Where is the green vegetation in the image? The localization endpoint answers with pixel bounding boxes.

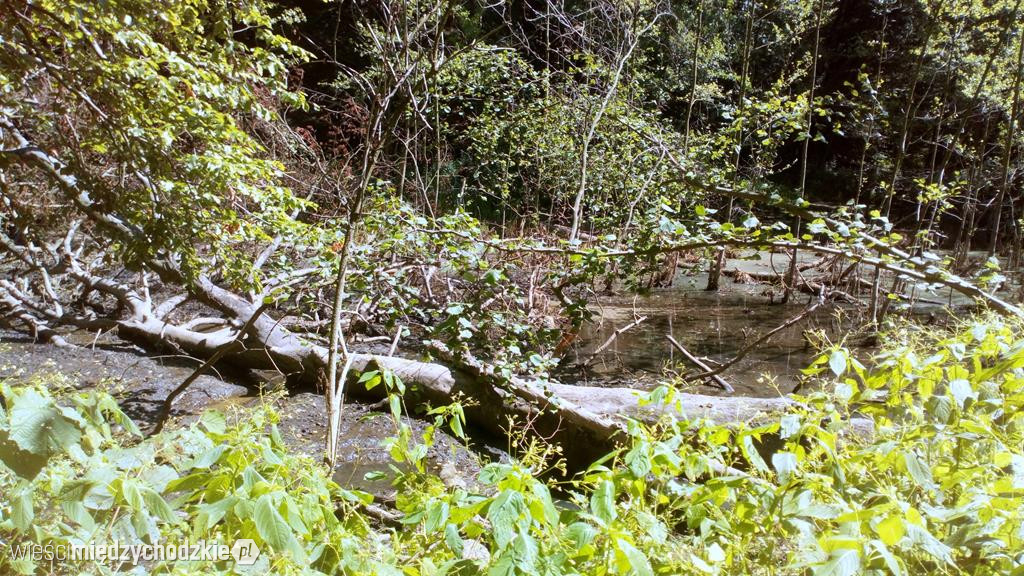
[3,317,1022,574]
[2,0,1024,574]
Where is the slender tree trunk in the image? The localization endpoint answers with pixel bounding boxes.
[855,11,888,206]
[568,16,654,242]
[957,115,993,265]
[883,0,945,217]
[990,24,1024,256]
[783,0,825,304]
[325,127,381,465]
[707,7,752,291]
[683,3,704,151]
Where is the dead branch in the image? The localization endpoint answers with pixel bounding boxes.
[581,315,647,366]
[693,296,826,380]
[150,303,269,435]
[665,335,735,393]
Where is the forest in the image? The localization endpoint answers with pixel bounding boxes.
[0,0,1023,574]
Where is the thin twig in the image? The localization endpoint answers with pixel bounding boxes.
[150,303,269,436]
[694,293,826,380]
[388,324,403,357]
[666,335,735,393]
[582,315,647,366]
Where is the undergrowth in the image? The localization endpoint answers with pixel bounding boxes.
[1,314,1022,575]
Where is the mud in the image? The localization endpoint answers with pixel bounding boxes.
[0,335,482,500]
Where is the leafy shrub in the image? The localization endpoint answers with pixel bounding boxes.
[2,314,1022,575]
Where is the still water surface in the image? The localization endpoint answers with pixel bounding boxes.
[557,281,860,397]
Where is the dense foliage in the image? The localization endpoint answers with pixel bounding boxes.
[3,315,1022,574]
[0,0,311,278]
[2,0,1024,574]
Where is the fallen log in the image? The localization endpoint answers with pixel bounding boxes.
[348,345,867,471]
[0,213,861,472]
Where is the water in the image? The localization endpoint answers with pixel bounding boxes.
[557,279,860,397]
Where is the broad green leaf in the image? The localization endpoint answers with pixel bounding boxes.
[617,540,653,576]
[11,482,34,532]
[779,414,801,439]
[948,379,974,408]
[868,540,903,576]
[740,433,769,473]
[142,488,178,524]
[876,514,905,546]
[590,479,617,525]
[772,451,798,483]
[0,431,50,479]
[565,521,598,553]
[903,452,935,489]
[7,389,81,457]
[255,494,305,561]
[814,548,859,576]
[829,350,847,377]
[487,490,524,549]
[200,410,226,434]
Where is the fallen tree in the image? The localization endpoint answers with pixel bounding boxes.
[0,119,968,473]
[0,118,817,470]
[0,220,809,468]
[0,211,828,471]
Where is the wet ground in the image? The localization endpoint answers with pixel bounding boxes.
[0,336,481,500]
[558,284,848,396]
[557,250,968,396]
[271,393,482,500]
[0,332,254,420]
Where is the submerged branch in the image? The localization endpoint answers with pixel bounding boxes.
[666,335,735,393]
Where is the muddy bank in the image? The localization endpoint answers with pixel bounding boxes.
[273,392,482,500]
[0,334,252,422]
[0,337,482,499]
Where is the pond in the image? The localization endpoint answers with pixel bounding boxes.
[556,276,866,397]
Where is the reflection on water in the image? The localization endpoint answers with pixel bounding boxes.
[557,284,859,397]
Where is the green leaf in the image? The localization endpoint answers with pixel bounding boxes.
[590,479,617,525]
[565,521,598,553]
[740,433,769,473]
[625,441,651,478]
[948,379,974,408]
[195,496,238,532]
[529,482,560,527]
[617,540,653,576]
[876,514,905,546]
[814,548,859,576]
[868,540,903,576]
[10,482,34,532]
[191,445,226,469]
[0,430,50,479]
[200,410,226,434]
[772,451,798,483]
[425,501,450,534]
[445,523,464,557]
[120,478,145,510]
[487,490,524,549]
[905,524,953,565]
[925,395,952,425]
[829,350,847,377]
[255,494,305,561]
[7,388,81,456]
[903,452,934,489]
[142,488,178,523]
[779,414,801,439]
